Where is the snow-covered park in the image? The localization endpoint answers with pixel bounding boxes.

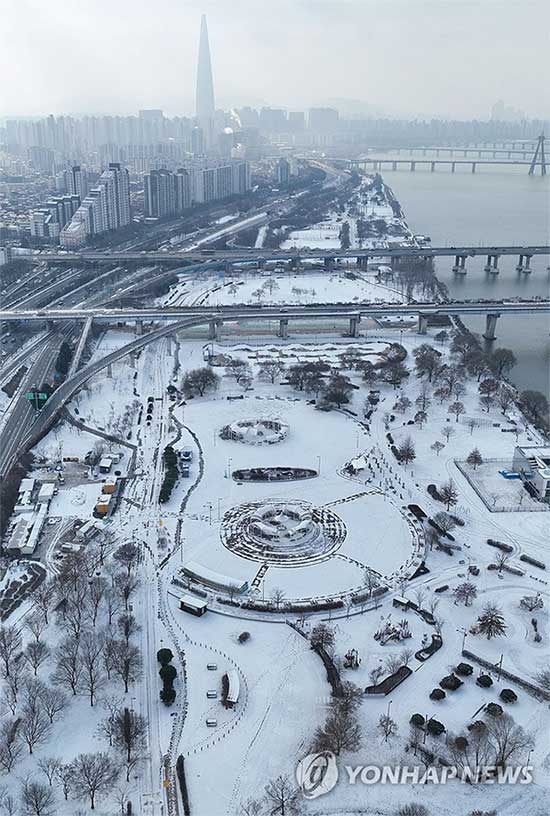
[0,308,547,816]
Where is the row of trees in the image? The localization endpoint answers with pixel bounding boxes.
[0,543,146,812]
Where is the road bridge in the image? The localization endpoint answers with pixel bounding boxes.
[351,157,532,173]
[367,146,537,160]
[32,245,550,273]
[2,299,549,342]
[8,298,549,475]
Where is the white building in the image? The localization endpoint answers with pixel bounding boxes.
[513,445,550,503]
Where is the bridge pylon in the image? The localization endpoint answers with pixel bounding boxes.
[528,133,547,176]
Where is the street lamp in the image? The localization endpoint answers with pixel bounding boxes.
[457,627,468,652]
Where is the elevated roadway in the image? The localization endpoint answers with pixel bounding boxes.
[7,297,550,475]
[1,299,548,324]
[33,245,550,266]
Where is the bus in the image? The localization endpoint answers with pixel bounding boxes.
[179,593,208,616]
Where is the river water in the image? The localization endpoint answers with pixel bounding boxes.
[380,164,549,395]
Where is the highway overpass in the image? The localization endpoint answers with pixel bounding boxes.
[1,299,549,345]
[1,299,549,324]
[7,298,548,475]
[32,244,550,268]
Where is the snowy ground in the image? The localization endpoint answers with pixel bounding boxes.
[2,287,548,813]
[159,268,405,309]
[281,175,413,252]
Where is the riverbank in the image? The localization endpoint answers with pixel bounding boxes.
[379,169,550,395]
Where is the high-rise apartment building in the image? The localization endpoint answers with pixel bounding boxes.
[308,107,339,131]
[28,146,55,174]
[191,126,205,156]
[29,194,80,239]
[288,112,306,132]
[144,169,177,219]
[260,108,287,132]
[64,165,89,200]
[276,158,291,185]
[60,162,130,247]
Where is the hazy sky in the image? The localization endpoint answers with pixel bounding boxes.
[1,0,548,119]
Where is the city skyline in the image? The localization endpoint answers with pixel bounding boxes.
[1,0,548,120]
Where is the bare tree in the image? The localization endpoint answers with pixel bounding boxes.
[441,426,455,443]
[240,798,264,816]
[270,587,286,610]
[113,642,143,693]
[104,586,122,626]
[117,613,141,647]
[264,775,302,816]
[413,588,427,609]
[432,512,455,534]
[38,685,68,725]
[258,360,285,384]
[313,709,361,755]
[24,642,50,677]
[1,684,18,717]
[486,714,534,768]
[101,628,118,680]
[399,648,414,667]
[535,665,550,693]
[369,666,384,687]
[80,631,106,707]
[114,573,140,612]
[52,635,82,696]
[87,577,107,627]
[24,613,46,644]
[113,542,139,577]
[363,569,378,599]
[0,787,17,816]
[494,553,510,574]
[112,707,147,782]
[55,765,72,802]
[310,623,335,652]
[69,752,119,810]
[58,582,88,641]
[431,440,445,457]
[31,581,56,625]
[19,780,55,816]
[378,713,398,742]
[0,718,22,773]
[2,657,27,710]
[398,436,416,465]
[20,699,51,754]
[0,626,21,678]
[466,417,479,436]
[37,757,62,787]
[385,654,405,675]
[336,681,364,716]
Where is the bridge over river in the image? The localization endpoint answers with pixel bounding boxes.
[34,244,550,275]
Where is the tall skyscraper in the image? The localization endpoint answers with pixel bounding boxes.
[195,15,215,120]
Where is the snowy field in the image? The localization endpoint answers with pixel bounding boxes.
[160,268,404,308]
[1,311,547,814]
